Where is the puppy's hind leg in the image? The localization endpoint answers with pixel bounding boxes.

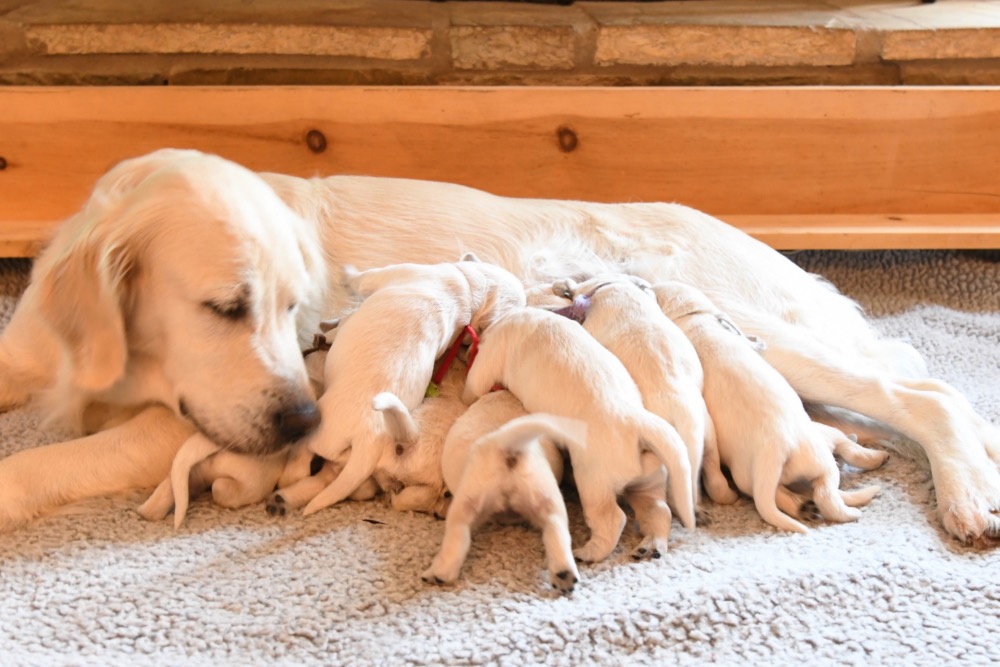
[422,491,482,585]
[624,453,672,560]
[751,453,809,533]
[811,472,863,524]
[572,483,627,563]
[827,429,890,471]
[840,485,881,508]
[267,461,338,516]
[701,415,739,505]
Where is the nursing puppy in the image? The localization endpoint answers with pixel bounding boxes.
[553,274,737,509]
[425,390,585,591]
[463,307,695,563]
[370,359,469,516]
[289,257,526,516]
[654,281,887,533]
[138,433,288,528]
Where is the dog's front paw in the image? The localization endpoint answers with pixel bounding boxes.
[265,492,288,517]
[550,567,579,594]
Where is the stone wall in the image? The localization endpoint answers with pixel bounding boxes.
[0,0,998,86]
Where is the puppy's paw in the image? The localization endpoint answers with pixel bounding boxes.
[420,567,455,586]
[550,568,579,594]
[551,279,575,299]
[631,536,667,561]
[265,492,288,517]
[798,500,822,522]
[573,540,613,564]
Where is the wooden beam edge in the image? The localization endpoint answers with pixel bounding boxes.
[3,214,999,258]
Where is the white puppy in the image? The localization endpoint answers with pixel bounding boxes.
[463,308,695,563]
[137,433,288,528]
[552,274,738,510]
[424,390,585,592]
[288,257,526,516]
[654,281,887,532]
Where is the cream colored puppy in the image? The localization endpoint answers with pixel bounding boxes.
[463,307,695,563]
[370,359,469,516]
[287,257,526,516]
[138,433,288,528]
[552,274,738,512]
[654,281,887,533]
[424,390,585,592]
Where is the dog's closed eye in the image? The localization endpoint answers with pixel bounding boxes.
[203,298,249,321]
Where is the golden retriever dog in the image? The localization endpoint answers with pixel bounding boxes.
[0,148,997,544]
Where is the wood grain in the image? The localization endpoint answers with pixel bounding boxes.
[1,86,998,255]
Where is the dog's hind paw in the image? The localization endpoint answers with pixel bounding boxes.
[265,493,287,517]
[631,536,667,561]
[550,568,579,594]
[798,500,822,522]
[420,568,454,586]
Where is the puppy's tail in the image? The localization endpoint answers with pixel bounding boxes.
[636,414,696,529]
[373,392,420,445]
[171,433,222,529]
[302,433,383,516]
[751,450,808,533]
[489,413,587,461]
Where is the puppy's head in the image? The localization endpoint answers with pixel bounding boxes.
[35,149,326,455]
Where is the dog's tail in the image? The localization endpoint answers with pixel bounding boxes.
[750,450,808,533]
[636,413,696,529]
[373,392,420,445]
[488,413,587,462]
[170,433,222,529]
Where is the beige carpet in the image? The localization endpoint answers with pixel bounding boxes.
[0,250,998,666]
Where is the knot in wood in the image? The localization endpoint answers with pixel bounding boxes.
[556,126,578,153]
[306,129,327,154]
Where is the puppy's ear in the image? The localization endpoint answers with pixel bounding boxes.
[36,236,133,393]
[460,252,481,263]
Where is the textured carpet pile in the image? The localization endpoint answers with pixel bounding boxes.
[0,251,998,666]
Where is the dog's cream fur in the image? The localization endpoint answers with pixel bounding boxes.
[290,259,525,517]
[552,273,737,510]
[425,390,584,591]
[463,307,695,562]
[655,281,887,532]
[0,148,996,544]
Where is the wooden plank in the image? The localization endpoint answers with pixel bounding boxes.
[0,86,998,255]
[728,214,1000,250]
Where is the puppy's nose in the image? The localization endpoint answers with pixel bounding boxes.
[275,401,321,443]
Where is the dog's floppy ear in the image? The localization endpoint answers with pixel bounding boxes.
[35,232,133,393]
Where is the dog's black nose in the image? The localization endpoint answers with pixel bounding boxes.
[275,401,321,443]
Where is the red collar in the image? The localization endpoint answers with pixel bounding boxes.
[432,324,479,386]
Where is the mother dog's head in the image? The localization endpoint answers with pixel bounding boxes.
[33,149,327,454]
